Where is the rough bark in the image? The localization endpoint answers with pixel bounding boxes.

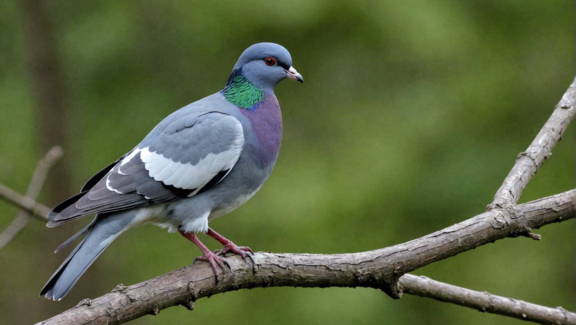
[488,80,576,209]
[35,189,576,325]
[35,81,576,324]
[400,274,576,324]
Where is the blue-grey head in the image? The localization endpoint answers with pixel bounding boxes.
[235,43,303,86]
[222,43,303,109]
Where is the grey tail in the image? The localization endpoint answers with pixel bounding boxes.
[40,213,132,300]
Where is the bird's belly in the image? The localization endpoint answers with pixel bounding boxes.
[208,184,263,221]
[126,204,181,233]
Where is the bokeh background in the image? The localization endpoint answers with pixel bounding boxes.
[0,1,574,324]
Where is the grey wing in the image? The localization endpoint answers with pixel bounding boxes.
[47,112,245,227]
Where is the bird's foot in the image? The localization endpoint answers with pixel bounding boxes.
[206,228,255,265]
[214,243,253,259]
[193,251,231,284]
[180,230,232,284]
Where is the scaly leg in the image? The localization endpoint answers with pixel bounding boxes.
[207,228,254,259]
[179,230,230,284]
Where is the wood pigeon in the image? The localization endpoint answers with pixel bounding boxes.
[40,42,303,301]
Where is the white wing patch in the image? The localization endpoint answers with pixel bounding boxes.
[105,148,143,192]
[120,149,142,166]
[140,119,244,193]
[117,148,142,175]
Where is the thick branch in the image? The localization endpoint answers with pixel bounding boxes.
[0,147,62,250]
[36,189,576,325]
[0,183,51,219]
[489,81,576,208]
[400,274,576,324]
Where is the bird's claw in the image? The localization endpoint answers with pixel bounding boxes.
[214,244,254,259]
[193,251,232,284]
[214,244,255,269]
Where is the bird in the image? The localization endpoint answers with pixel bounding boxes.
[40,42,303,301]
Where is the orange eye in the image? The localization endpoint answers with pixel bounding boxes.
[265,57,276,66]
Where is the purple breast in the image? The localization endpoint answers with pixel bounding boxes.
[239,95,282,168]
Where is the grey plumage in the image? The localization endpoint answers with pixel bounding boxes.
[46,110,243,228]
[43,211,138,300]
[40,43,302,300]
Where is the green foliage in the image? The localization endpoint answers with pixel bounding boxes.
[0,1,574,324]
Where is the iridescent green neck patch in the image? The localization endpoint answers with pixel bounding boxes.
[222,70,265,109]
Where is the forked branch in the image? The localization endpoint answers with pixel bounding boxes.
[0,146,62,251]
[36,188,576,325]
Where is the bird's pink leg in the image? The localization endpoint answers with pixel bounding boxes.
[207,228,254,259]
[179,231,230,283]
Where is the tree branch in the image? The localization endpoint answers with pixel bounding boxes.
[36,81,576,324]
[0,146,62,251]
[400,274,576,324]
[0,183,51,220]
[36,189,576,325]
[489,79,576,208]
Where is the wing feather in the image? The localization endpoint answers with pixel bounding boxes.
[48,112,244,227]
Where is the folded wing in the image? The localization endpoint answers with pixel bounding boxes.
[48,112,244,227]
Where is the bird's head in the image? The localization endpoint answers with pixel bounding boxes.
[232,42,303,92]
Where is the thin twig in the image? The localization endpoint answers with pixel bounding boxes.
[0,183,51,220]
[0,146,63,251]
[400,274,576,324]
[489,81,576,208]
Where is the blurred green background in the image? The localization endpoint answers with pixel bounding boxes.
[0,1,574,324]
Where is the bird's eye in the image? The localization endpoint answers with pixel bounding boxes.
[265,57,276,66]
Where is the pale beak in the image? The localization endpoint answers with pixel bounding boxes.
[286,66,304,83]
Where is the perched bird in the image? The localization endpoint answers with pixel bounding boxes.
[40,42,303,301]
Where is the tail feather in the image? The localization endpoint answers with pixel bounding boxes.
[40,236,91,300]
[40,212,134,300]
[54,219,97,254]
